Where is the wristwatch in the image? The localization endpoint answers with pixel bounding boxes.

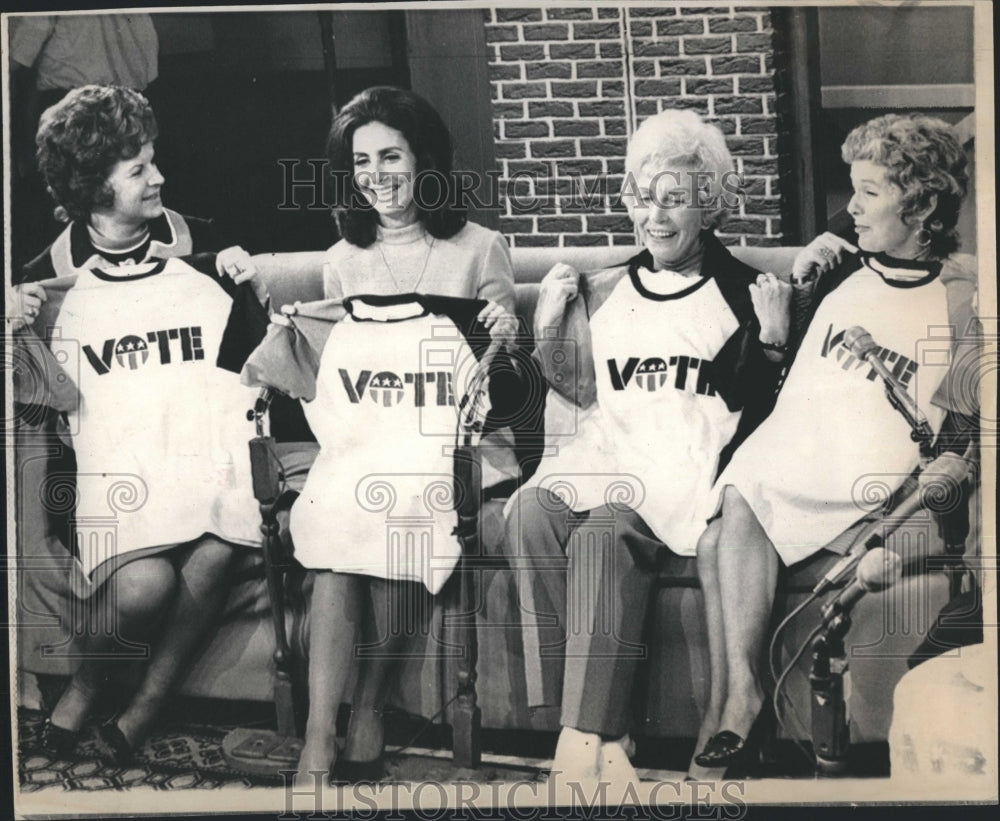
[760,339,789,354]
[791,268,818,287]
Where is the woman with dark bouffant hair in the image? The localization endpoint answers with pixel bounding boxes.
[14,84,261,315]
[328,85,468,249]
[294,86,518,784]
[691,113,979,778]
[322,85,514,311]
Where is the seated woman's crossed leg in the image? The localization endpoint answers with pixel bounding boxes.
[46,538,238,759]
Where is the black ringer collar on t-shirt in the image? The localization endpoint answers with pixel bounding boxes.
[626,248,713,302]
[861,251,942,289]
[89,258,168,282]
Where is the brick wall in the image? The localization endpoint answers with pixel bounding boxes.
[484,5,785,248]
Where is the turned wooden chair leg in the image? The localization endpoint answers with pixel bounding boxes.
[449,445,483,768]
[223,427,305,774]
[260,499,297,739]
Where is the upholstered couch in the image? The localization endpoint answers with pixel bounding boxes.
[16,241,972,748]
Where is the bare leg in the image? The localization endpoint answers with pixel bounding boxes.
[341,578,430,763]
[295,571,364,780]
[114,537,238,746]
[49,556,178,732]
[687,518,729,779]
[714,486,779,738]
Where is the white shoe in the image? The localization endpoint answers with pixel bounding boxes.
[599,734,640,789]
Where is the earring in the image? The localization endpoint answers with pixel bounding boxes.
[915,227,932,247]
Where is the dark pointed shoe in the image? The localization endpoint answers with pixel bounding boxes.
[694,730,747,768]
[40,718,80,759]
[96,719,136,765]
[695,700,775,776]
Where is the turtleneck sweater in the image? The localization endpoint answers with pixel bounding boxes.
[322,220,515,312]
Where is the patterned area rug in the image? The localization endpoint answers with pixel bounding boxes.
[18,708,276,790]
[17,708,545,792]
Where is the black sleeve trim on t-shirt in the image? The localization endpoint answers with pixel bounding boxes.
[422,294,493,359]
[182,252,228,285]
[18,246,58,284]
[217,284,270,373]
[701,238,786,469]
[416,294,547,483]
[483,345,547,483]
[184,215,229,254]
[181,252,270,373]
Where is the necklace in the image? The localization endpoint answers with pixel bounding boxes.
[378,236,435,293]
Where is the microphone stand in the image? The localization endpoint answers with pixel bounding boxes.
[879,378,937,465]
[807,368,937,776]
[810,608,853,775]
[811,330,932,776]
[873,352,972,596]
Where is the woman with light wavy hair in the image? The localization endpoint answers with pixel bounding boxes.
[692,113,979,777]
[504,108,791,789]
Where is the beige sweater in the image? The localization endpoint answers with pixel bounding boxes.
[322,220,515,312]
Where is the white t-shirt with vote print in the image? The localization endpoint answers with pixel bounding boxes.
[243,294,492,593]
[34,257,263,577]
[527,267,742,556]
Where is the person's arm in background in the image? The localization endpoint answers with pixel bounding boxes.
[923,262,981,486]
[321,256,345,301]
[9,17,54,178]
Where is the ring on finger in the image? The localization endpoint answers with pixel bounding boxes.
[818,247,834,259]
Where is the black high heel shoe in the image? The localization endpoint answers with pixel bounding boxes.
[694,698,775,775]
[96,718,136,765]
[39,718,81,759]
[330,754,387,784]
[331,707,387,784]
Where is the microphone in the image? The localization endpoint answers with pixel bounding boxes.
[841,326,933,436]
[812,542,867,597]
[842,326,898,385]
[821,547,903,624]
[811,472,923,595]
